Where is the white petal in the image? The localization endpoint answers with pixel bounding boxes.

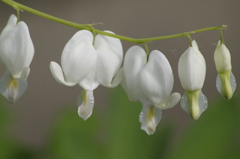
[0,21,34,78]
[214,40,231,72]
[17,67,30,80]
[121,77,136,102]
[49,61,76,86]
[178,44,206,91]
[123,46,148,103]
[95,31,123,87]
[61,30,97,84]
[139,106,162,135]
[0,72,27,103]
[0,14,17,41]
[192,40,199,50]
[156,92,181,110]
[78,89,94,120]
[79,65,99,90]
[110,67,124,88]
[140,50,174,106]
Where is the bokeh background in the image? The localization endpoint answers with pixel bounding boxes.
[0,0,240,158]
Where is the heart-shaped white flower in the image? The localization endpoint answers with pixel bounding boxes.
[50,30,123,120]
[122,46,180,135]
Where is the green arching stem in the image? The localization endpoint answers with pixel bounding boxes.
[2,0,227,44]
[2,0,90,29]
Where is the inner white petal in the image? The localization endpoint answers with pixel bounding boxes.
[0,73,27,103]
[180,90,208,119]
[77,89,94,120]
[230,72,237,93]
[216,72,236,97]
[139,106,162,135]
[79,65,99,90]
[14,67,30,80]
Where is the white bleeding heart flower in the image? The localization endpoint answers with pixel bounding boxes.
[50,30,97,87]
[50,30,123,120]
[214,40,236,100]
[78,30,123,120]
[178,40,207,120]
[0,14,34,103]
[122,46,180,135]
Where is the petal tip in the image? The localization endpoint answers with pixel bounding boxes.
[78,106,92,120]
[49,62,76,86]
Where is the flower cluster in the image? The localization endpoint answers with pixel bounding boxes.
[0,14,237,135]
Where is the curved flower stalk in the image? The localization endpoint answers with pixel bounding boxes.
[214,41,236,100]
[50,30,123,120]
[122,46,181,135]
[178,40,207,120]
[0,14,34,103]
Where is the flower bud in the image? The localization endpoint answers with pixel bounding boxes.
[214,41,236,100]
[178,40,207,120]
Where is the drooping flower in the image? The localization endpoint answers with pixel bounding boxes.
[78,30,123,120]
[50,30,123,120]
[214,40,236,100]
[178,40,207,120]
[0,14,34,103]
[50,30,97,87]
[122,46,181,135]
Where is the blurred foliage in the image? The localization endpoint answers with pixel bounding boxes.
[47,87,240,159]
[168,93,240,159]
[47,86,174,159]
[0,97,38,159]
[0,97,17,159]
[0,87,239,159]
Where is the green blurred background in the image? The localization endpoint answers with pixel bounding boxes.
[0,87,240,159]
[0,0,240,158]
